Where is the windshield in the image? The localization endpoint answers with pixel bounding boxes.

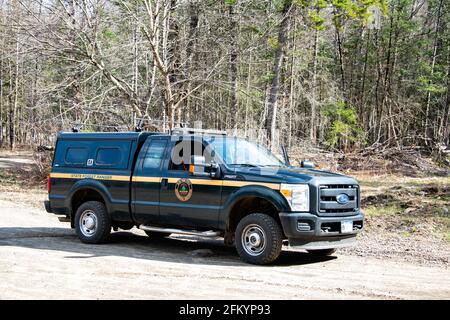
[206,137,285,167]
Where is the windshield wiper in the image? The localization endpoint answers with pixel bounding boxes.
[258,164,284,167]
[229,163,285,168]
[228,163,258,167]
[261,165,287,169]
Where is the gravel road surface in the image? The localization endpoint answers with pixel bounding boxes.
[0,196,449,299]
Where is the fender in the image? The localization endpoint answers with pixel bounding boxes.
[65,179,113,217]
[219,185,290,229]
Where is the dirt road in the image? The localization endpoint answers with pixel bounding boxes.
[0,194,449,299]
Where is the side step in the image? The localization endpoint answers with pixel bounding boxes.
[58,216,70,223]
[139,225,221,238]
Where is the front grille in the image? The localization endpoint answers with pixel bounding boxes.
[318,184,359,216]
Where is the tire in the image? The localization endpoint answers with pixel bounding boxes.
[144,231,171,239]
[307,249,336,256]
[74,201,111,244]
[235,213,283,265]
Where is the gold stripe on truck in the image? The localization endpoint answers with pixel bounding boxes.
[222,180,280,190]
[166,178,279,189]
[132,176,162,183]
[49,173,129,181]
[50,173,280,189]
[166,178,223,186]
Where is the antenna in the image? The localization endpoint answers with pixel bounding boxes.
[72,123,83,132]
[135,118,144,132]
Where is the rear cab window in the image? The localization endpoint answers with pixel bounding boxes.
[143,139,167,172]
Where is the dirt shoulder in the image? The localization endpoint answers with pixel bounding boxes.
[342,174,450,267]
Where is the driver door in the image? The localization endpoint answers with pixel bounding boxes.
[158,137,222,229]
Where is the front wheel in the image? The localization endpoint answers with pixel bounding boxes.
[75,201,111,244]
[235,213,283,265]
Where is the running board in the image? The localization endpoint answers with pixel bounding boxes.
[139,225,221,238]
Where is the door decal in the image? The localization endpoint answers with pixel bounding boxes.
[175,178,193,202]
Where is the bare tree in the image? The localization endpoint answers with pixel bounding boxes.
[265,0,292,149]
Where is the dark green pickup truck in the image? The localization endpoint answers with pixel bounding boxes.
[45,128,363,264]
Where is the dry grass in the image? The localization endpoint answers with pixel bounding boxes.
[0,148,50,190]
[352,173,449,246]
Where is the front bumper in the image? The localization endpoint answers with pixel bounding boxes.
[279,211,364,250]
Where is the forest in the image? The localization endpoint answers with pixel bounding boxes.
[0,1,449,298]
[0,0,449,157]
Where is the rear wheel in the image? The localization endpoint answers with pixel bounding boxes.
[235,213,283,265]
[144,231,171,239]
[307,249,336,256]
[75,201,111,244]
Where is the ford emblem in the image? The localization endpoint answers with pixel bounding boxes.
[336,193,350,205]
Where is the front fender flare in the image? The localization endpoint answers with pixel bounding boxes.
[219,185,290,229]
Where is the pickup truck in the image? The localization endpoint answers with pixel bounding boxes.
[44,129,364,264]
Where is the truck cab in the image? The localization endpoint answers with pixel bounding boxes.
[45,129,364,264]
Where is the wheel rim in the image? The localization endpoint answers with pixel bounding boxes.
[241,224,266,256]
[79,210,98,237]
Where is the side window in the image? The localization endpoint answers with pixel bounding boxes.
[65,147,88,166]
[95,148,121,166]
[143,139,167,172]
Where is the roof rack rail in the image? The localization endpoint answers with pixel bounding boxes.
[134,118,189,133]
[71,123,130,132]
[171,128,227,136]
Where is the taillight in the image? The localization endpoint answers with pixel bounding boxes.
[47,175,51,193]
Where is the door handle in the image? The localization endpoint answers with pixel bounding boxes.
[161,178,168,189]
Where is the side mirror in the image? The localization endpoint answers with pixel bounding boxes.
[301,160,315,169]
[210,162,221,178]
[189,156,208,176]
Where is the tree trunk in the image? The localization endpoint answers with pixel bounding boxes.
[335,25,346,97]
[0,60,3,148]
[184,0,199,123]
[9,94,14,150]
[360,28,370,132]
[373,29,383,143]
[14,37,19,148]
[0,1,3,147]
[228,2,238,131]
[443,43,450,145]
[167,0,182,127]
[132,18,139,126]
[244,59,251,136]
[424,0,443,144]
[381,10,395,145]
[265,0,292,149]
[310,26,319,143]
[288,19,296,148]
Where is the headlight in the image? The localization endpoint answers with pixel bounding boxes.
[280,184,310,212]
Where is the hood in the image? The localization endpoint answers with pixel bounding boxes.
[228,166,357,185]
